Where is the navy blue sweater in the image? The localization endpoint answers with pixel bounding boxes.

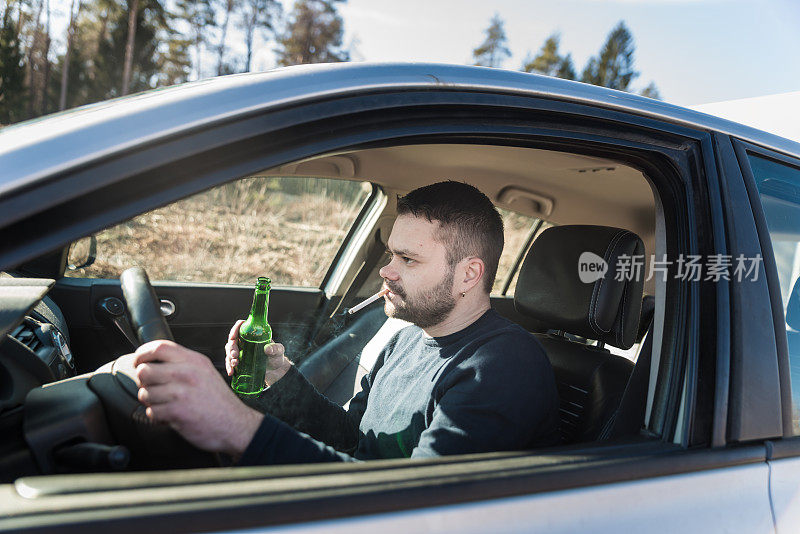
[238,309,559,465]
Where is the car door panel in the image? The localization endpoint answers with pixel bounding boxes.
[156,282,324,370]
[767,438,800,534]
[768,455,800,533]
[256,464,774,534]
[49,278,324,373]
[0,445,772,533]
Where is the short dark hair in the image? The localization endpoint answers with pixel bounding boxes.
[397,181,504,293]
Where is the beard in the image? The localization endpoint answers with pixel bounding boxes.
[384,264,457,329]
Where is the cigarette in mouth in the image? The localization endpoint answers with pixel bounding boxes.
[348,289,390,315]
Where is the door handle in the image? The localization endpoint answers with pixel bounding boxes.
[159,299,176,318]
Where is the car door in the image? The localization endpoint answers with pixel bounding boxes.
[0,66,782,532]
[45,176,377,374]
[733,140,800,532]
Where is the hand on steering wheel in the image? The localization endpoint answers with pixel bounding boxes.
[134,340,263,456]
[88,267,248,468]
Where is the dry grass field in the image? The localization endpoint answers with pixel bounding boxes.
[67,177,371,285]
[67,176,536,293]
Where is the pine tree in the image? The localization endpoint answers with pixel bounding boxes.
[39,0,52,115]
[59,0,83,110]
[24,0,45,117]
[555,54,576,80]
[91,1,166,98]
[0,2,26,124]
[175,0,214,80]
[239,0,280,71]
[472,13,510,68]
[155,32,192,86]
[48,0,189,111]
[640,81,661,100]
[523,34,559,75]
[522,34,575,80]
[59,0,120,108]
[216,0,238,75]
[275,0,348,66]
[120,0,139,95]
[580,21,638,91]
[121,0,167,95]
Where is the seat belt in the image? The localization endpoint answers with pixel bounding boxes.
[311,232,386,348]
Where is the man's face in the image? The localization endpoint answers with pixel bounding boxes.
[379,214,457,329]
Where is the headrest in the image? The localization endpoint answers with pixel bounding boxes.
[515,225,645,349]
[788,278,800,331]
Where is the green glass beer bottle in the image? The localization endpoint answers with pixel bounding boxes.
[232,277,273,396]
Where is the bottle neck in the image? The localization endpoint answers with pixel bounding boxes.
[249,290,269,325]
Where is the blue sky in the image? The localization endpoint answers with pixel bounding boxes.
[314,0,799,106]
[43,0,800,107]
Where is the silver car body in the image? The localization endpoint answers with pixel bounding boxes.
[2,63,799,197]
[1,63,798,533]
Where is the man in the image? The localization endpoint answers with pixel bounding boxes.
[134,181,559,463]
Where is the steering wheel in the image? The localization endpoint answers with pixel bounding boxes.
[87,267,218,469]
[23,267,219,473]
[120,267,174,343]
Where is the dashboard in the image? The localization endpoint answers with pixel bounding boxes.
[8,308,75,380]
[0,279,76,415]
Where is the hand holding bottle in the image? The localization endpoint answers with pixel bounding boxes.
[225,319,292,386]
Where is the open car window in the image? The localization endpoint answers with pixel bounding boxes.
[65,176,373,286]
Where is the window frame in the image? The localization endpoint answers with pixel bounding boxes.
[733,138,800,438]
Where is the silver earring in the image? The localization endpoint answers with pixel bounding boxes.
[461,292,466,298]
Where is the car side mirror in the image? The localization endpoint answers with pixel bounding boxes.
[67,236,97,270]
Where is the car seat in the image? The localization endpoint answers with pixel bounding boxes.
[514,225,645,444]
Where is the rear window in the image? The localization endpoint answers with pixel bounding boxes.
[493,208,541,295]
